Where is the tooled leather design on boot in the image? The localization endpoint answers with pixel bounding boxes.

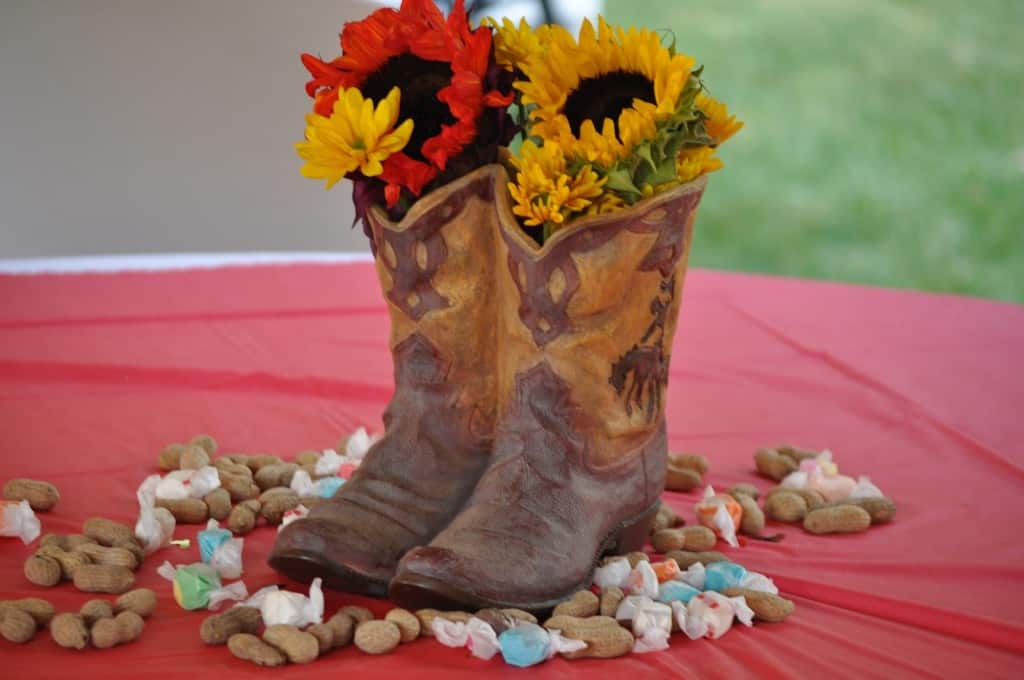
[390,172,707,611]
[610,273,676,421]
[269,167,501,596]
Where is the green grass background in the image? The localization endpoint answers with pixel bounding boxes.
[602,0,1024,302]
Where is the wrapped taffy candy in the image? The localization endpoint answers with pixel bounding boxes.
[135,475,176,554]
[154,466,221,500]
[157,561,247,610]
[678,591,754,640]
[239,578,324,627]
[496,622,585,668]
[289,470,344,498]
[695,486,741,547]
[198,520,244,579]
[432,617,502,660]
[780,450,857,502]
[1,499,40,544]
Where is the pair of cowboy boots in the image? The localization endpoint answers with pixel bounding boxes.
[270,164,707,612]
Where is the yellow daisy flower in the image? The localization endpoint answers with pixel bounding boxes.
[697,93,743,145]
[676,146,723,183]
[296,86,413,189]
[515,16,696,164]
[586,191,626,216]
[507,140,606,231]
[485,17,553,71]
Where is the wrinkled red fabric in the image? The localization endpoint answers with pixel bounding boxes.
[1,263,1022,679]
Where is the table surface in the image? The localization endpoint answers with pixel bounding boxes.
[1,262,1022,679]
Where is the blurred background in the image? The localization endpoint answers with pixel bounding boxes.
[1,0,1021,302]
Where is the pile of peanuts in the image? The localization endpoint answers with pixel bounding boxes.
[520,551,794,660]
[755,446,897,534]
[207,604,535,666]
[156,434,341,531]
[25,520,146,594]
[206,549,796,668]
[0,589,156,649]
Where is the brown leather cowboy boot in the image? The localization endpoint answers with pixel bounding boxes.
[389,173,707,612]
[269,166,501,596]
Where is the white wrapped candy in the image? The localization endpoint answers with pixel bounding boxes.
[848,475,884,500]
[545,629,587,658]
[614,595,654,623]
[314,449,346,476]
[135,474,177,553]
[210,538,244,580]
[136,474,162,507]
[278,504,310,532]
[344,427,380,460]
[136,506,176,554]
[632,601,672,637]
[154,466,221,500]
[740,571,778,594]
[259,578,324,627]
[432,617,504,661]
[627,560,660,598]
[675,561,706,590]
[592,557,631,590]
[633,627,671,653]
[1,500,40,544]
[682,591,754,640]
[468,618,502,660]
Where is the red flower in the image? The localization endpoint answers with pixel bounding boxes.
[301,0,513,207]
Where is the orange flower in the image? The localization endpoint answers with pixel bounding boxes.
[300,0,512,206]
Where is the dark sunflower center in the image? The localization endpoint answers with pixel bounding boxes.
[360,54,456,162]
[562,71,656,137]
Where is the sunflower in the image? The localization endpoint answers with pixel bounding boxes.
[299,0,513,209]
[296,87,413,188]
[507,140,606,236]
[515,17,696,165]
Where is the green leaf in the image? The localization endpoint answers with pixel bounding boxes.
[605,167,642,197]
[646,157,680,187]
[634,141,657,171]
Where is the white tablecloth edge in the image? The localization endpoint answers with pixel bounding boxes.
[0,252,374,275]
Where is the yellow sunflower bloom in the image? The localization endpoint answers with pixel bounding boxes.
[515,16,696,164]
[697,93,743,145]
[485,17,553,71]
[296,86,413,189]
[508,140,606,231]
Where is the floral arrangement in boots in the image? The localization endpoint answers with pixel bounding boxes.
[275,0,742,616]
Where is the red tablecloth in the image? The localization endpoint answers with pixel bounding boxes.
[1,263,1022,679]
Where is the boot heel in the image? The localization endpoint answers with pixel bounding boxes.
[607,501,660,555]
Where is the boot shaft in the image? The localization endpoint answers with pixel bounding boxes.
[494,172,707,466]
[366,165,503,439]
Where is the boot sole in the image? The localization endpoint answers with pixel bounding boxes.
[268,549,390,599]
[389,500,661,613]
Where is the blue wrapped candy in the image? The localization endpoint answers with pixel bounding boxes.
[498,623,550,667]
[317,477,345,498]
[657,580,702,604]
[703,561,747,592]
[197,526,232,563]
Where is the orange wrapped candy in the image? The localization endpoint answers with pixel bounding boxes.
[652,559,680,583]
[695,488,743,547]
